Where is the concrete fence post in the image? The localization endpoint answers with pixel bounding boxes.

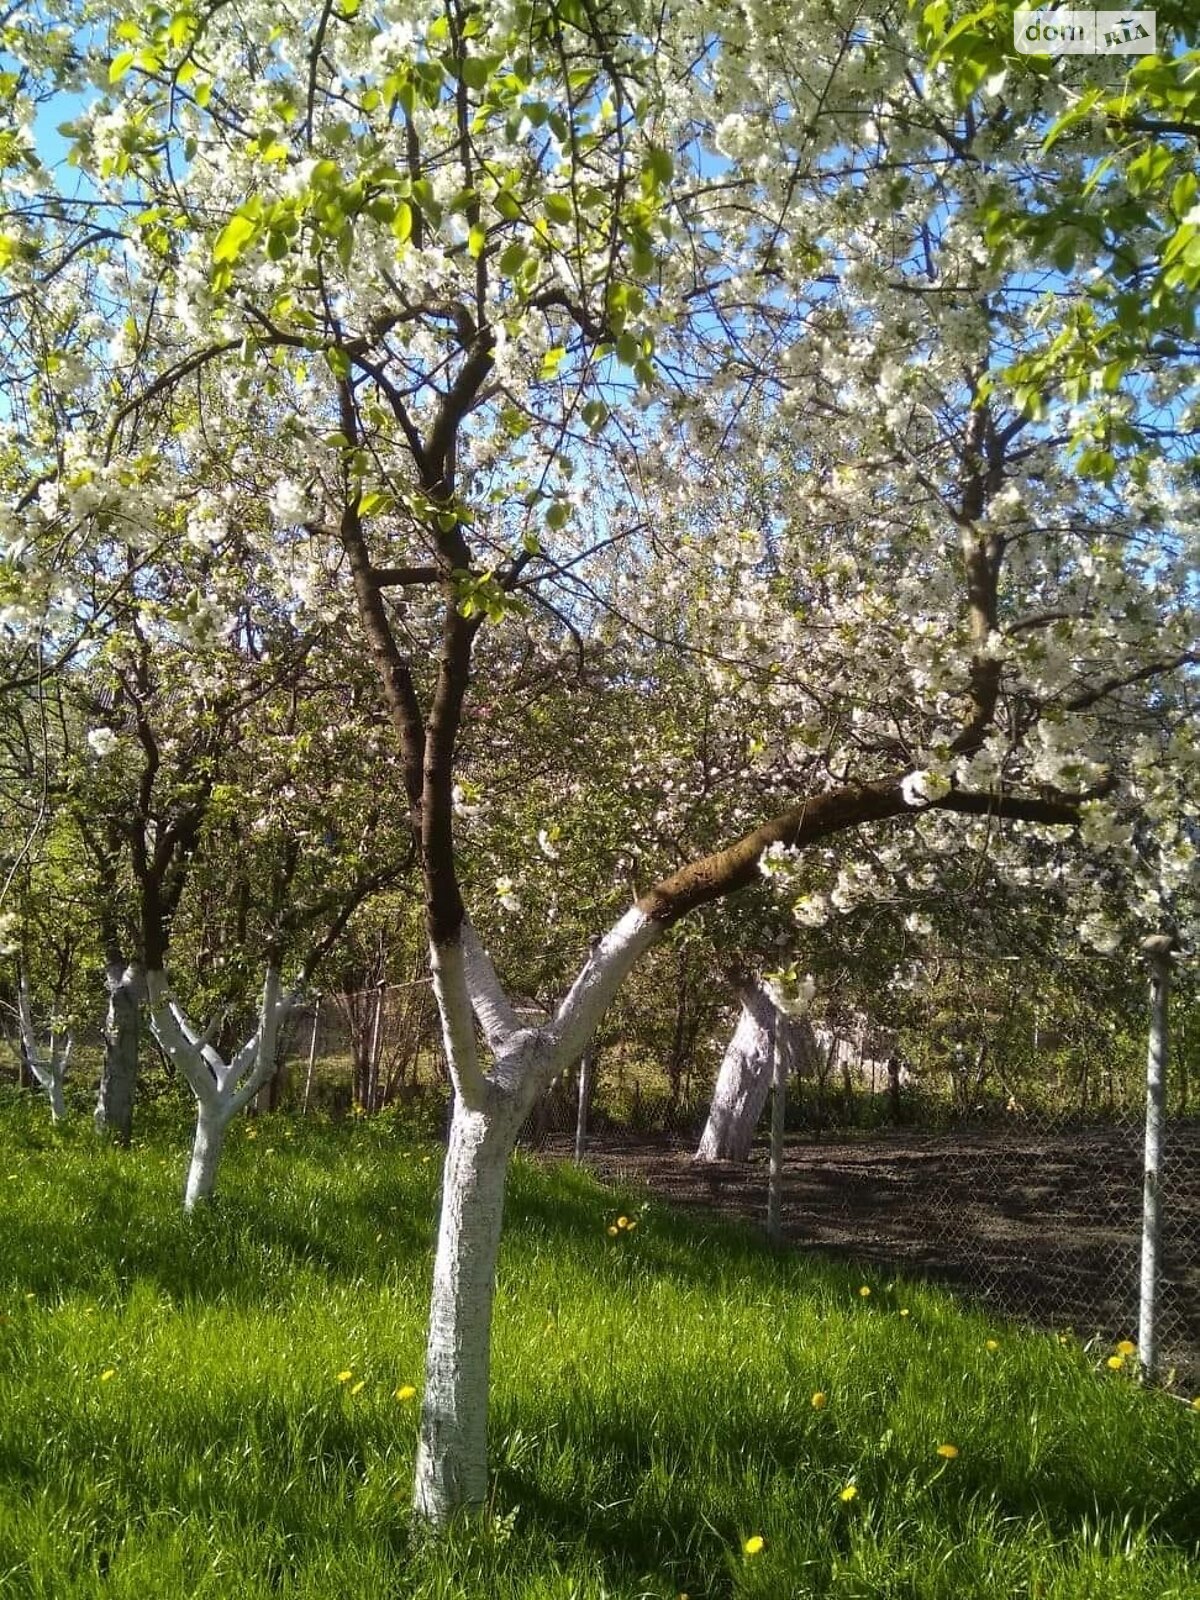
[1138,933,1174,1380]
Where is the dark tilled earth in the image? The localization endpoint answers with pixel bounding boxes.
[538,1124,1200,1388]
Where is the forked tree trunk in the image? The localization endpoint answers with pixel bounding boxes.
[94,961,143,1144]
[17,967,72,1123]
[148,964,291,1211]
[695,982,778,1162]
[413,910,654,1522]
[413,1098,520,1519]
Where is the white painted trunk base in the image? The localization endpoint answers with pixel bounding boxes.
[413,1099,517,1521]
[16,969,72,1124]
[185,1106,232,1211]
[147,965,290,1211]
[95,962,142,1143]
[695,985,778,1163]
[412,906,660,1522]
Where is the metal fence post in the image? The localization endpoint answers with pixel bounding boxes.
[1139,934,1173,1381]
[575,1047,595,1164]
[767,1013,784,1244]
[301,998,321,1116]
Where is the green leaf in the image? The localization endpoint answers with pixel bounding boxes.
[325,346,351,380]
[539,345,566,379]
[212,212,258,264]
[645,145,674,188]
[460,55,492,90]
[391,201,413,246]
[109,51,136,84]
[358,489,394,517]
[468,223,486,259]
[544,193,573,226]
[500,240,529,277]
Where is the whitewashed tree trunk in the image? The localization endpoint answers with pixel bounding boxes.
[695,983,777,1162]
[147,964,292,1212]
[413,1097,520,1520]
[17,967,72,1123]
[185,1101,233,1208]
[696,985,820,1164]
[414,907,656,1522]
[94,961,143,1144]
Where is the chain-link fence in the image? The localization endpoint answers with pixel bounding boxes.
[11,950,1189,1389]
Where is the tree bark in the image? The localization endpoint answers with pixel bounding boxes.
[413,1097,518,1520]
[94,961,143,1144]
[695,983,779,1163]
[17,967,71,1123]
[185,1103,232,1210]
[147,964,290,1211]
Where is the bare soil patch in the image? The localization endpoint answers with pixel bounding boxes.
[541,1123,1200,1386]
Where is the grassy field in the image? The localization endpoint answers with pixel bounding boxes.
[0,1089,1198,1599]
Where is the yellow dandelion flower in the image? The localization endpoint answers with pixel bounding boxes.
[899,1307,910,1317]
[1106,1355,1125,1371]
[99,1368,116,1382]
[395,1384,417,1403]
[607,1225,619,1236]
[742,1535,764,1556]
[349,1380,366,1395]
[1116,1340,1137,1357]
[625,1219,638,1231]
[936,1443,959,1460]
[1191,1397,1200,1411]
[985,1339,999,1352]
[858,1285,871,1298]
[336,1369,353,1383]
[1058,1334,1071,1346]
[839,1483,858,1503]
[616,1216,630,1229]
[811,1390,828,1409]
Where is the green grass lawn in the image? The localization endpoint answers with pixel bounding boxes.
[0,1089,1197,1599]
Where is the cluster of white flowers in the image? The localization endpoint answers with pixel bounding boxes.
[900,769,952,808]
[268,478,311,528]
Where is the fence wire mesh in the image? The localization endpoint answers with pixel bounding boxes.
[267,958,1199,1392]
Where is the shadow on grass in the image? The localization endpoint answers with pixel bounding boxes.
[0,1123,439,1308]
[486,1393,1200,1600]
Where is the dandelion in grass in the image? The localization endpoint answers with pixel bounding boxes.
[99,1368,116,1382]
[811,1391,827,1410]
[936,1443,959,1459]
[899,1307,910,1318]
[1116,1340,1136,1357]
[349,1379,366,1395]
[742,1535,764,1556]
[625,1219,638,1231]
[1106,1355,1125,1371]
[858,1285,871,1298]
[336,1369,354,1384]
[985,1339,999,1352]
[1191,1397,1200,1411]
[839,1483,858,1503]
[395,1384,417,1403]
[606,1225,619,1236]
[617,1216,630,1229]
